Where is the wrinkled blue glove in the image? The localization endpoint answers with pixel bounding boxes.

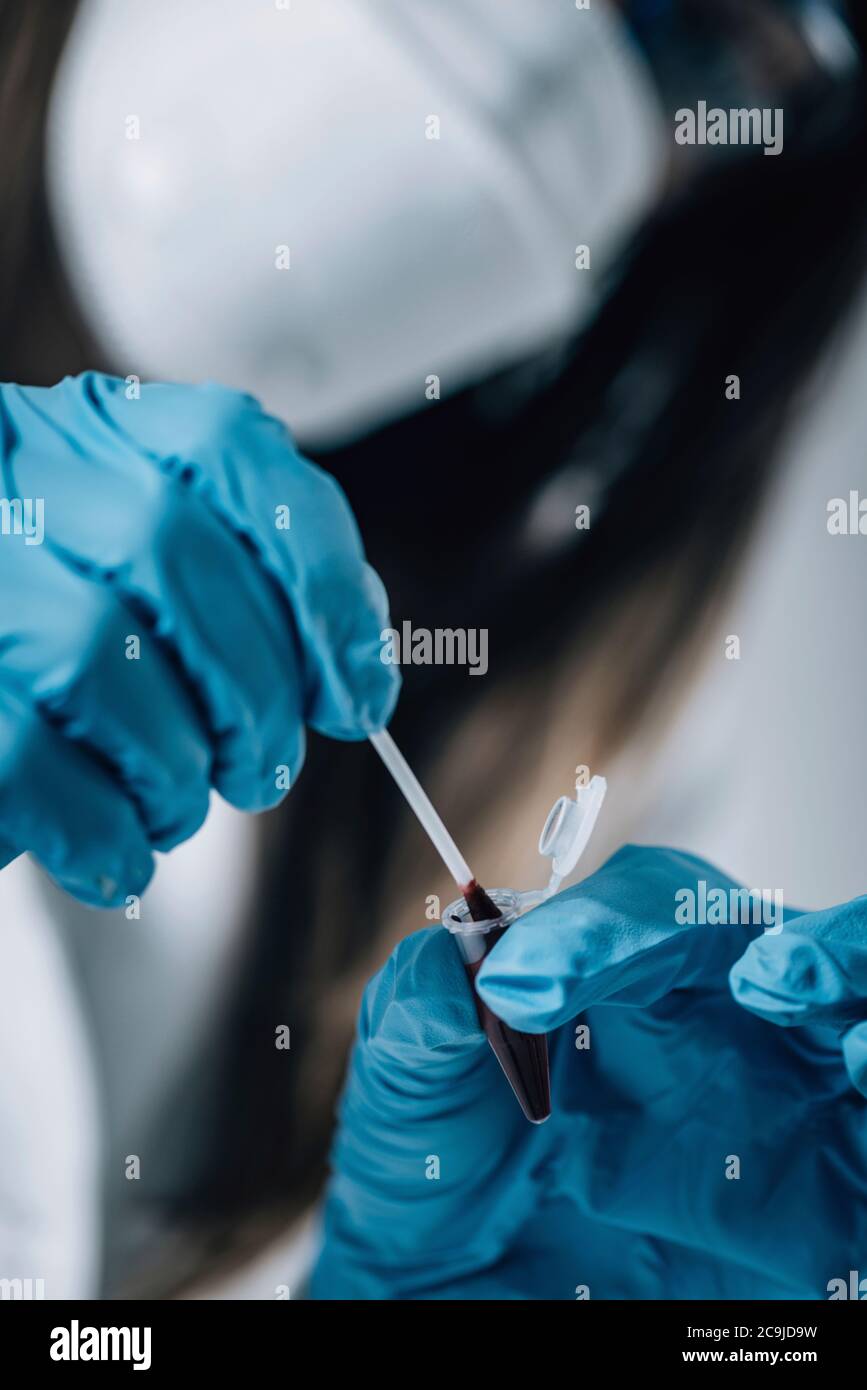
[0,373,398,905]
[731,902,867,1097]
[312,845,867,1300]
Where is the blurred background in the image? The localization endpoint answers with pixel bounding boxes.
[0,0,865,1298]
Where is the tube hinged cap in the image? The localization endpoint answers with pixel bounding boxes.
[538,775,607,890]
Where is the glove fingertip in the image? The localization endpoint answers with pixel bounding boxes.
[842,1020,867,1098]
[729,933,844,1024]
[309,630,401,742]
[363,926,484,1056]
[475,967,567,1033]
[728,948,796,1023]
[46,846,155,910]
[214,726,306,811]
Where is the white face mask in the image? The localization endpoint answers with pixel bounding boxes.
[47,0,663,446]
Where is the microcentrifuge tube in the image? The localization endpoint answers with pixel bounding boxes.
[459,882,551,1124]
[368,729,564,1125]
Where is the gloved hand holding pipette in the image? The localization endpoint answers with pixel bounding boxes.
[0,373,399,905]
[313,845,867,1300]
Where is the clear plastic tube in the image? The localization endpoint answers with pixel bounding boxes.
[443,890,551,1124]
[369,729,605,1125]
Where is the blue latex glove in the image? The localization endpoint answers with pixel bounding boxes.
[312,846,867,1300]
[0,373,398,906]
[731,902,867,1097]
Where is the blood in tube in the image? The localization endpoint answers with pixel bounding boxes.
[462,879,551,1124]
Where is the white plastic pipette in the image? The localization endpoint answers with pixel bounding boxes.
[368,728,473,888]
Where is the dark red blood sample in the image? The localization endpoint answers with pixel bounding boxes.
[463,877,502,923]
[461,879,551,1124]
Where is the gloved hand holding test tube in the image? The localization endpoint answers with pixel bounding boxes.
[368,729,606,1123]
[315,838,867,1301]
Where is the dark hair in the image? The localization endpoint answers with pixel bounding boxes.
[0,0,100,381]
[1,0,866,1292]
[179,6,867,1290]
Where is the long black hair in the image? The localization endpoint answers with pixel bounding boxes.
[174,1,867,1291]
